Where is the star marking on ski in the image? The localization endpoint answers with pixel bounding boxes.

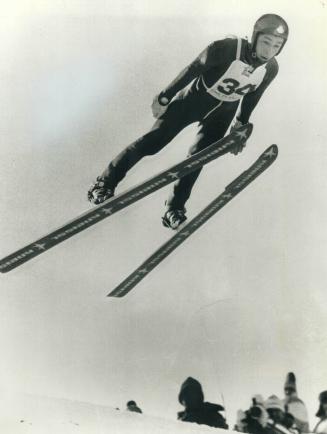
[222,192,233,199]
[180,231,190,237]
[138,268,148,275]
[34,243,46,251]
[167,172,179,179]
[101,207,114,215]
[234,130,248,140]
[264,147,277,158]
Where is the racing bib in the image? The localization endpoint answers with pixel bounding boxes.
[203,38,267,102]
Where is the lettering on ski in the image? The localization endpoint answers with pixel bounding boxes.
[0,124,252,273]
[108,144,278,298]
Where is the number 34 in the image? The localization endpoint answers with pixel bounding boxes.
[217,79,256,96]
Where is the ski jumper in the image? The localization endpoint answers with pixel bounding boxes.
[101,37,278,210]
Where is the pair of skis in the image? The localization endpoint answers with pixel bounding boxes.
[0,123,278,297]
[108,143,278,297]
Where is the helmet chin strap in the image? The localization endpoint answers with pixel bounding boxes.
[250,49,267,66]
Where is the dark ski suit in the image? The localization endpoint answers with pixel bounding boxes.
[101,37,278,210]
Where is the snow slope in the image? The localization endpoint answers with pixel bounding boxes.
[1,394,231,434]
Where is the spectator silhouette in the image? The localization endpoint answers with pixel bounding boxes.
[283,373,309,433]
[177,377,228,429]
[264,395,299,434]
[126,400,142,414]
[235,394,269,434]
[314,391,327,434]
[265,395,285,425]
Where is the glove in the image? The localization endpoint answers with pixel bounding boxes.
[230,118,248,155]
[151,93,170,119]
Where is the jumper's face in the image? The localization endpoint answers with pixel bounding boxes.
[255,34,284,61]
[322,402,327,414]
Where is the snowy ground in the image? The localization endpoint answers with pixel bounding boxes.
[0,0,327,430]
[1,394,230,434]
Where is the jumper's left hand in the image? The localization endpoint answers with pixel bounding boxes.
[230,119,247,155]
[151,94,169,119]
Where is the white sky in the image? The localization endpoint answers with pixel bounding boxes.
[0,0,327,429]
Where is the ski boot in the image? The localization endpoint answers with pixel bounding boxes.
[87,177,114,205]
[162,208,187,230]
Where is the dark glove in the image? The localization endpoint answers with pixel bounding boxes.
[230,118,248,155]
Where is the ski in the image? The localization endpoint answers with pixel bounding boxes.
[108,144,278,298]
[0,124,252,273]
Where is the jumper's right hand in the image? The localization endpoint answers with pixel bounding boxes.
[151,94,169,119]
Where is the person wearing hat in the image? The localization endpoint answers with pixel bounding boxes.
[283,373,309,433]
[314,391,327,434]
[264,396,299,434]
[235,395,269,434]
[177,376,228,429]
[265,395,286,425]
[126,400,143,414]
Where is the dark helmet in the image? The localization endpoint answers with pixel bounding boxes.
[252,14,289,55]
[178,377,204,405]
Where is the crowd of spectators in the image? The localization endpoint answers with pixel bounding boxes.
[123,372,327,433]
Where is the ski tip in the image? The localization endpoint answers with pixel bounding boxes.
[271,144,278,153]
[264,144,279,159]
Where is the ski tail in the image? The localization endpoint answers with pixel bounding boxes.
[107,145,278,298]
